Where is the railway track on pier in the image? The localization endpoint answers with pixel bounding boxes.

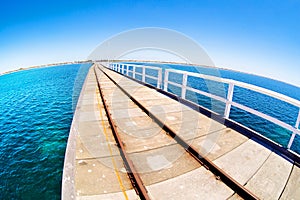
[93,64,259,200]
[94,67,151,200]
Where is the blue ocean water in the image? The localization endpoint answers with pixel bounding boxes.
[125,62,300,154]
[0,63,91,199]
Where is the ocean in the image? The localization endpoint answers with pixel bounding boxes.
[0,63,91,199]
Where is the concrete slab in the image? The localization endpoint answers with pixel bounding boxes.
[79,103,99,112]
[111,107,148,119]
[145,103,191,115]
[76,190,139,200]
[101,90,129,100]
[98,83,116,89]
[280,165,300,200]
[153,109,201,124]
[245,152,293,200]
[75,157,132,196]
[84,88,97,94]
[76,133,120,159]
[116,127,174,153]
[101,89,130,99]
[105,95,133,104]
[191,128,248,161]
[133,94,167,102]
[214,139,271,185]
[120,85,156,94]
[138,98,178,107]
[106,98,138,110]
[81,93,96,100]
[114,115,155,129]
[81,98,97,106]
[77,120,109,135]
[78,111,100,122]
[115,116,162,133]
[170,116,226,141]
[128,144,201,185]
[147,166,233,200]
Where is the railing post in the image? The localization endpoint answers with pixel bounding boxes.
[126,65,129,76]
[164,70,169,92]
[133,66,136,79]
[287,108,300,149]
[142,67,146,83]
[157,68,162,89]
[181,73,188,99]
[224,82,234,119]
[122,65,125,74]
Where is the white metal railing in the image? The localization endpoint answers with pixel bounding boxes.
[107,63,300,151]
[109,63,163,89]
[164,68,300,150]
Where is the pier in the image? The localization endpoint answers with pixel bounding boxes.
[62,63,300,199]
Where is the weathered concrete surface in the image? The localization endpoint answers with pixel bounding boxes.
[280,165,300,200]
[245,152,293,200]
[191,128,248,161]
[214,140,271,185]
[76,189,139,200]
[147,167,233,200]
[75,157,132,195]
[129,144,202,185]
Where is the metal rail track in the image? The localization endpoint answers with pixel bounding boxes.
[97,64,259,200]
[93,67,151,200]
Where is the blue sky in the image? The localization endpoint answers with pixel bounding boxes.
[1,0,299,86]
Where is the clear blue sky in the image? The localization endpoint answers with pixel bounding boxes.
[1,0,299,87]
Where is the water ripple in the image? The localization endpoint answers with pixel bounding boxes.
[0,64,90,199]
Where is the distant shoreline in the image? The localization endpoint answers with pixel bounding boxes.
[0,60,93,76]
[1,59,298,89]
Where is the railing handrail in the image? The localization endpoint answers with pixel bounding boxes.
[109,62,163,89]
[166,68,300,108]
[107,62,300,151]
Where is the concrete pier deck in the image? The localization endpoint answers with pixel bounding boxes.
[62,64,300,200]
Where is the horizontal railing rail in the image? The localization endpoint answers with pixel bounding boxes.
[107,62,300,152]
[109,63,163,89]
